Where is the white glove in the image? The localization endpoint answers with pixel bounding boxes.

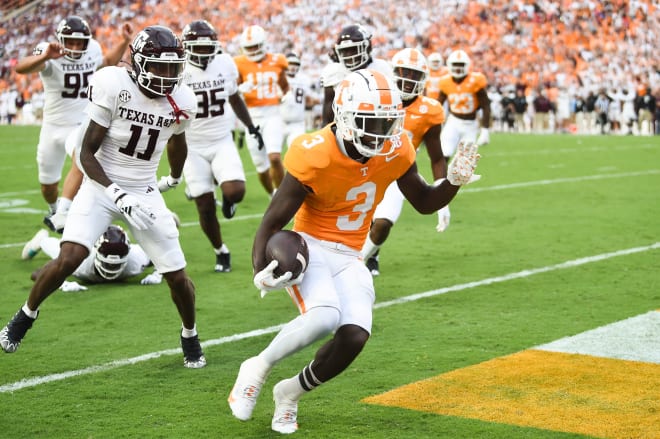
[157,175,182,193]
[254,260,304,298]
[238,80,255,94]
[447,141,481,186]
[476,128,490,146]
[105,183,155,231]
[140,271,163,285]
[436,205,451,232]
[60,281,88,292]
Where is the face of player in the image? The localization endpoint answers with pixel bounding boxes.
[62,37,88,59]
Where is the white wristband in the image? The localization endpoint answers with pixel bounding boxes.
[105,183,125,202]
[167,175,182,186]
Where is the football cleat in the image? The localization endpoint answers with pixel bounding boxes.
[21,229,48,260]
[181,334,207,368]
[43,210,67,234]
[228,356,269,421]
[0,308,37,353]
[215,252,231,273]
[221,194,236,219]
[271,380,299,434]
[366,253,380,277]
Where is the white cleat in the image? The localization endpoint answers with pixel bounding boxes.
[271,380,299,434]
[228,356,268,421]
[21,229,48,260]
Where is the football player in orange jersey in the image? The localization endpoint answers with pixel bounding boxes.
[228,69,480,434]
[361,48,448,276]
[234,25,289,196]
[437,49,490,231]
[424,52,447,98]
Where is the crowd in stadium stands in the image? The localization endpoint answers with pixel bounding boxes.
[1,0,658,134]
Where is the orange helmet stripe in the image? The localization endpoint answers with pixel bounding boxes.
[371,70,393,106]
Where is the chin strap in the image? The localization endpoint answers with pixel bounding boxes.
[166,93,190,124]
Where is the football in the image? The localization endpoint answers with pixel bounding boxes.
[265,230,309,279]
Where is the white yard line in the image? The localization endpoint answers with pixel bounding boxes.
[1,241,658,393]
[2,169,658,250]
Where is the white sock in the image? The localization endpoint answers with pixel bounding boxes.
[214,244,229,255]
[22,303,38,319]
[361,235,380,260]
[57,197,72,213]
[181,323,197,338]
[48,202,57,215]
[278,375,307,401]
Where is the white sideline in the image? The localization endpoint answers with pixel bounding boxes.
[1,241,658,393]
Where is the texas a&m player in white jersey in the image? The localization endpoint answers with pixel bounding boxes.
[1,26,206,369]
[180,20,264,273]
[281,52,316,149]
[320,24,391,125]
[14,16,132,224]
[22,225,162,291]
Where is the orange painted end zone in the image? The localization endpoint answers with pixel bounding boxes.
[363,350,660,439]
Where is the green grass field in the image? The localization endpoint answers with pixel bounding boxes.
[0,125,658,438]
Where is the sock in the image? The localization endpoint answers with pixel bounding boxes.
[214,244,229,255]
[57,197,72,214]
[280,361,323,401]
[181,323,197,338]
[361,235,380,260]
[48,202,57,215]
[22,303,38,319]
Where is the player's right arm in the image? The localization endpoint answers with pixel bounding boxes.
[14,42,64,74]
[79,119,112,186]
[252,173,308,273]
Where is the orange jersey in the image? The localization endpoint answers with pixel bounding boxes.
[284,125,416,251]
[438,71,488,116]
[424,67,448,98]
[403,95,445,149]
[234,53,288,107]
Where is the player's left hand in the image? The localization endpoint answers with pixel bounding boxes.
[121,22,133,42]
[140,271,163,285]
[436,205,451,232]
[60,281,88,292]
[158,175,182,193]
[248,125,265,150]
[476,128,490,146]
[447,141,481,186]
[254,260,303,297]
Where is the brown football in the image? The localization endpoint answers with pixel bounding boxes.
[265,230,309,279]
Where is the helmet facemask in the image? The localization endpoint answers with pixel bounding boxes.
[334,39,370,71]
[135,53,185,96]
[184,39,219,69]
[336,110,404,157]
[393,66,427,101]
[93,226,129,281]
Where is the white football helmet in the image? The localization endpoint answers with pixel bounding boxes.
[391,48,429,101]
[94,225,130,280]
[427,52,443,71]
[446,49,470,79]
[333,69,405,157]
[240,25,267,62]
